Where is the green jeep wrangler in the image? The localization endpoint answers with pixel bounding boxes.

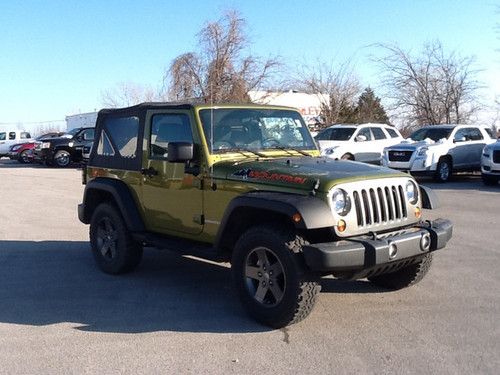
[78,103,453,328]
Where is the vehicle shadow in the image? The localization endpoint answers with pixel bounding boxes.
[0,240,390,333]
[0,159,82,169]
[0,240,267,334]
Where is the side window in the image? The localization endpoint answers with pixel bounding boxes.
[82,129,94,141]
[0,132,6,141]
[21,132,31,139]
[315,129,332,140]
[356,128,372,141]
[9,132,16,140]
[467,128,483,141]
[98,116,139,158]
[453,128,468,142]
[386,128,399,138]
[370,127,387,140]
[150,113,193,158]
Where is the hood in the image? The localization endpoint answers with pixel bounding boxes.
[214,157,405,193]
[386,138,445,151]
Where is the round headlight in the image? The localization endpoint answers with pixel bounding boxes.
[331,188,351,216]
[405,180,418,204]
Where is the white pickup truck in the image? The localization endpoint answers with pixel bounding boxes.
[382,125,496,182]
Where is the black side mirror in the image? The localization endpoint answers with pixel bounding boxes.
[76,135,83,141]
[167,142,194,163]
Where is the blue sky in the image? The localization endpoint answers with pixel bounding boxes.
[0,0,498,129]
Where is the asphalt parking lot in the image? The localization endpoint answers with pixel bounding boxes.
[0,159,499,374]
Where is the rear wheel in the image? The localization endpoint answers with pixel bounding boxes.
[18,150,31,164]
[90,203,143,274]
[231,225,321,328]
[341,153,354,161]
[368,254,433,290]
[434,158,452,182]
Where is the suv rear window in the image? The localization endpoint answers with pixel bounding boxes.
[21,132,31,139]
[9,132,16,140]
[0,132,5,141]
[485,128,495,139]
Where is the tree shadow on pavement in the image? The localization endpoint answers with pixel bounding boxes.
[0,240,267,334]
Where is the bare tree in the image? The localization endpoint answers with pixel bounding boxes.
[296,59,360,127]
[101,82,160,108]
[375,41,482,129]
[166,10,281,103]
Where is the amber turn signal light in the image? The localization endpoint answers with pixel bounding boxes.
[337,219,346,232]
[415,207,422,219]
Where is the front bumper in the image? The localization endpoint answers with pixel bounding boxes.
[302,218,452,277]
[33,148,53,162]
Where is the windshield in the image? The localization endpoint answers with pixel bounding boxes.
[316,127,355,141]
[410,128,452,142]
[199,108,317,153]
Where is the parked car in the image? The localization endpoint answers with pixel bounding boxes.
[382,125,496,182]
[33,127,95,167]
[481,140,500,185]
[78,102,452,328]
[315,123,403,164]
[0,130,32,157]
[7,132,64,163]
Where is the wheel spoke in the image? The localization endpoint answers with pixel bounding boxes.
[255,249,269,267]
[108,242,117,259]
[245,265,261,280]
[100,242,110,257]
[269,282,284,302]
[254,283,268,303]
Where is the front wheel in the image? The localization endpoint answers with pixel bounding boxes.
[90,203,143,274]
[53,150,71,167]
[18,150,31,164]
[434,158,452,182]
[368,254,433,290]
[231,225,321,328]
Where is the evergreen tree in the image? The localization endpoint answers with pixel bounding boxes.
[355,87,390,124]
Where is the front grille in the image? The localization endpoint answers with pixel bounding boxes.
[388,150,413,162]
[353,184,407,227]
[493,150,500,164]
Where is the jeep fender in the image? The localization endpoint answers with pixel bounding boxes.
[79,178,145,232]
[214,192,335,250]
[420,185,439,209]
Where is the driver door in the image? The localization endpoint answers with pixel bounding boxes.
[141,111,203,236]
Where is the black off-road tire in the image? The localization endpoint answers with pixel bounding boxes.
[482,174,498,186]
[231,225,321,328]
[368,253,433,290]
[434,157,452,182]
[89,203,143,274]
[53,150,71,167]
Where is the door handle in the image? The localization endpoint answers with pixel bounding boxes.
[141,167,158,177]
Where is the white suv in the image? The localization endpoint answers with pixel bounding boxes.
[383,125,496,182]
[315,123,403,164]
[481,140,500,185]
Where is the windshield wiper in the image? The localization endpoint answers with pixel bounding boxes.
[219,147,266,158]
[273,145,312,157]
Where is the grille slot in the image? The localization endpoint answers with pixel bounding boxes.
[388,150,413,162]
[493,150,500,164]
[354,183,408,227]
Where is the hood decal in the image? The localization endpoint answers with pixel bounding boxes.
[233,168,307,184]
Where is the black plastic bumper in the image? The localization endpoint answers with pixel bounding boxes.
[302,218,452,273]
